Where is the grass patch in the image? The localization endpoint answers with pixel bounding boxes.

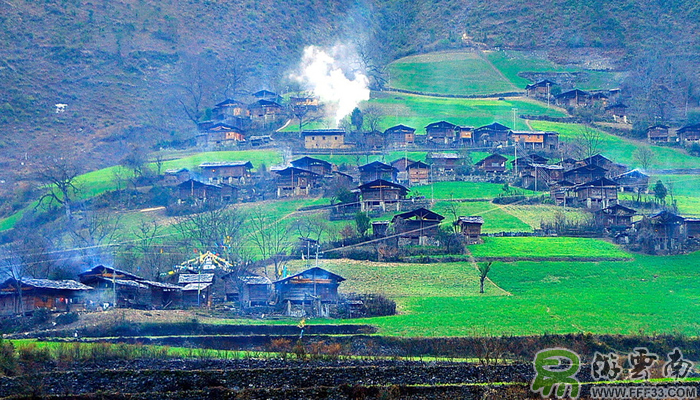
[410,181,536,200]
[469,237,632,259]
[387,51,516,96]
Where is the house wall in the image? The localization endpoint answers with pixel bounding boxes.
[305,134,345,149]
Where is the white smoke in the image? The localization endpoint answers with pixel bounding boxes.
[290,45,370,126]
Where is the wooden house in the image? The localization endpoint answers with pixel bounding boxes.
[384,124,415,147]
[199,161,253,185]
[605,103,629,123]
[362,130,384,150]
[563,164,608,185]
[212,99,249,120]
[426,153,462,172]
[581,154,614,169]
[359,161,398,183]
[200,123,246,146]
[407,161,430,185]
[391,157,415,184]
[0,279,92,316]
[275,167,321,197]
[303,129,348,149]
[372,221,390,237]
[590,92,609,107]
[78,266,150,309]
[646,125,672,143]
[236,275,272,307]
[392,208,445,244]
[248,99,284,119]
[358,179,409,212]
[138,280,183,309]
[520,164,564,190]
[457,126,475,146]
[179,273,214,307]
[475,153,508,174]
[555,89,591,107]
[425,121,458,145]
[615,169,650,193]
[677,123,700,144]
[510,131,559,150]
[163,168,191,186]
[574,177,619,209]
[684,218,700,239]
[636,211,687,251]
[273,267,345,317]
[525,79,557,98]
[595,204,636,229]
[249,135,274,147]
[512,154,549,169]
[331,171,355,188]
[291,156,333,176]
[177,179,238,203]
[455,216,484,244]
[550,180,577,206]
[474,122,511,147]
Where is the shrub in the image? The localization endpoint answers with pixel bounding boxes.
[360,294,397,317]
[55,312,79,326]
[30,308,52,326]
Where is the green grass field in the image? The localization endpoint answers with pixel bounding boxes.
[469,237,632,259]
[387,51,517,96]
[289,249,700,337]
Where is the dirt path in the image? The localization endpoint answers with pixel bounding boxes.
[475,50,520,91]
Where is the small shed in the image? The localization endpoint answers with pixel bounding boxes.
[238,275,272,307]
[474,122,511,146]
[615,169,650,193]
[455,216,484,244]
[407,161,430,185]
[574,177,619,209]
[384,124,416,147]
[275,167,321,197]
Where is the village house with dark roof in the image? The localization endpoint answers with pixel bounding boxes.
[392,207,445,245]
[474,122,511,147]
[290,156,333,176]
[555,89,591,107]
[525,79,557,98]
[457,126,475,146]
[646,125,673,144]
[275,167,321,197]
[564,164,608,185]
[303,129,348,149]
[0,278,92,316]
[605,103,629,123]
[176,179,238,204]
[212,99,249,120]
[573,177,619,209]
[357,179,409,212]
[273,267,345,317]
[425,121,458,145]
[475,153,508,174]
[252,89,279,101]
[248,99,284,119]
[595,204,636,229]
[196,123,246,147]
[550,180,577,206]
[426,152,462,173]
[383,124,415,147]
[390,158,415,184]
[509,131,559,151]
[407,161,430,185]
[163,168,191,186]
[359,161,398,183]
[615,169,650,193]
[677,123,700,144]
[199,161,253,185]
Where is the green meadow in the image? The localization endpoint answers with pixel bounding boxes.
[288,250,700,337]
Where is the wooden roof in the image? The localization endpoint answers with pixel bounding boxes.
[275,167,321,177]
[425,121,457,130]
[475,122,511,132]
[274,267,345,284]
[475,153,508,166]
[359,161,397,172]
[407,160,430,169]
[357,179,408,193]
[457,216,484,225]
[392,207,445,222]
[79,265,143,281]
[385,124,416,133]
[291,156,332,169]
[1,278,92,292]
[214,99,244,107]
[178,274,215,284]
[575,177,619,188]
[596,204,636,216]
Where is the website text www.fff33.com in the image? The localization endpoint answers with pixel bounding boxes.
[589,385,697,399]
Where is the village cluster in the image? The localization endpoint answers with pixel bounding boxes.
[2,81,699,320]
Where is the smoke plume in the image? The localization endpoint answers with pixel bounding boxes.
[290,45,370,125]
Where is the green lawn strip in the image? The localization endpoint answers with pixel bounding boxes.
[498,204,592,230]
[410,181,536,200]
[387,51,515,96]
[431,201,533,233]
[370,92,566,133]
[469,237,632,259]
[528,121,700,170]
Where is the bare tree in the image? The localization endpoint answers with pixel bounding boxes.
[362,105,383,134]
[176,207,247,262]
[247,209,292,279]
[292,215,329,243]
[220,57,247,99]
[176,53,218,125]
[633,146,654,171]
[69,209,123,266]
[37,158,82,221]
[578,126,604,159]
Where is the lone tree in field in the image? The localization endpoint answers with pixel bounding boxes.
[355,211,371,238]
[633,146,654,171]
[37,157,82,221]
[477,261,493,294]
[654,180,668,205]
